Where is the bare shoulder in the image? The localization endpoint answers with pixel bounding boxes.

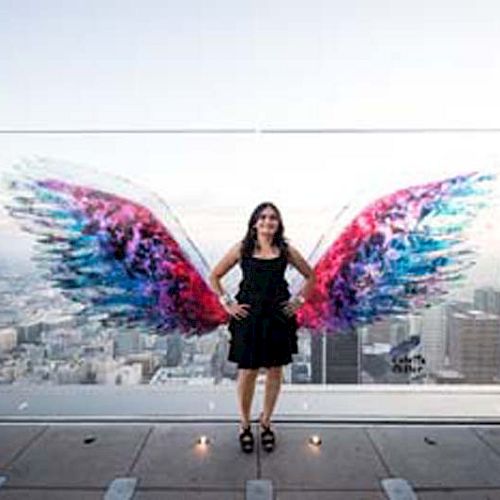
[286,243,315,277]
[210,241,243,278]
[230,240,243,261]
[286,243,301,261]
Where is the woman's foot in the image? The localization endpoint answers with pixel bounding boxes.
[239,422,254,453]
[259,411,276,452]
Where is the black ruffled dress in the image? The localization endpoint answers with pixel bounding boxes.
[227,250,299,368]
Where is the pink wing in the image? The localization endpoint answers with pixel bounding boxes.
[3,157,228,335]
[296,172,495,334]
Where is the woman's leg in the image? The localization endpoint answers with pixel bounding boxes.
[237,368,259,427]
[261,366,283,426]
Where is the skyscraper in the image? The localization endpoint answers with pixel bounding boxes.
[448,309,500,383]
[311,329,359,384]
[474,287,500,315]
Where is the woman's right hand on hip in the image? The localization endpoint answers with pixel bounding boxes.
[224,302,251,320]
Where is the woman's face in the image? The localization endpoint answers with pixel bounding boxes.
[254,206,280,237]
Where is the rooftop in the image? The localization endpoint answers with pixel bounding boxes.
[1,385,500,498]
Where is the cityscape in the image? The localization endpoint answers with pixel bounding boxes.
[1,262,499,387]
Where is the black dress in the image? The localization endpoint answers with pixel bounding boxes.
[227,250,299,369]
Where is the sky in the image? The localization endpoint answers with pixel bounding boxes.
[1,0,500,291]
[2,0,500,129]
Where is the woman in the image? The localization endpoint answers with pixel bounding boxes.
[209,202,316,453]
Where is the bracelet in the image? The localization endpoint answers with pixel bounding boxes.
[219,293,234,306]
[293,294,306,305]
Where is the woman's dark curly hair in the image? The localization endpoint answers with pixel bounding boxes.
[240,202,289,259]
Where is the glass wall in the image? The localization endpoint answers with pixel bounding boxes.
[1,132,499,388]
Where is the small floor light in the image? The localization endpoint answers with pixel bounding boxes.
[308,434,322,447]
[197,435,210,446]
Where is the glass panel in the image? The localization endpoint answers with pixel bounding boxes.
[1,132,499,391]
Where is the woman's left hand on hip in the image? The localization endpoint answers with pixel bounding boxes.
[280,298,301,317]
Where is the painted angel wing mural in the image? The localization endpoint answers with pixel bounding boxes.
[1,157,228,335]
[295,171,496,335]
[1,157,495,341]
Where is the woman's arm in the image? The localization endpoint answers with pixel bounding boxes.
[287,244,316,301]
[281,244,317,317]
[209,242,250,320]
[208,241,241,297]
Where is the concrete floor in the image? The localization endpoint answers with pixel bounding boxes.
[1,422,500,499]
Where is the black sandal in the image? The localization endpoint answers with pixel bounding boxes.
[239,424,254,453]
[259,412,276,452]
